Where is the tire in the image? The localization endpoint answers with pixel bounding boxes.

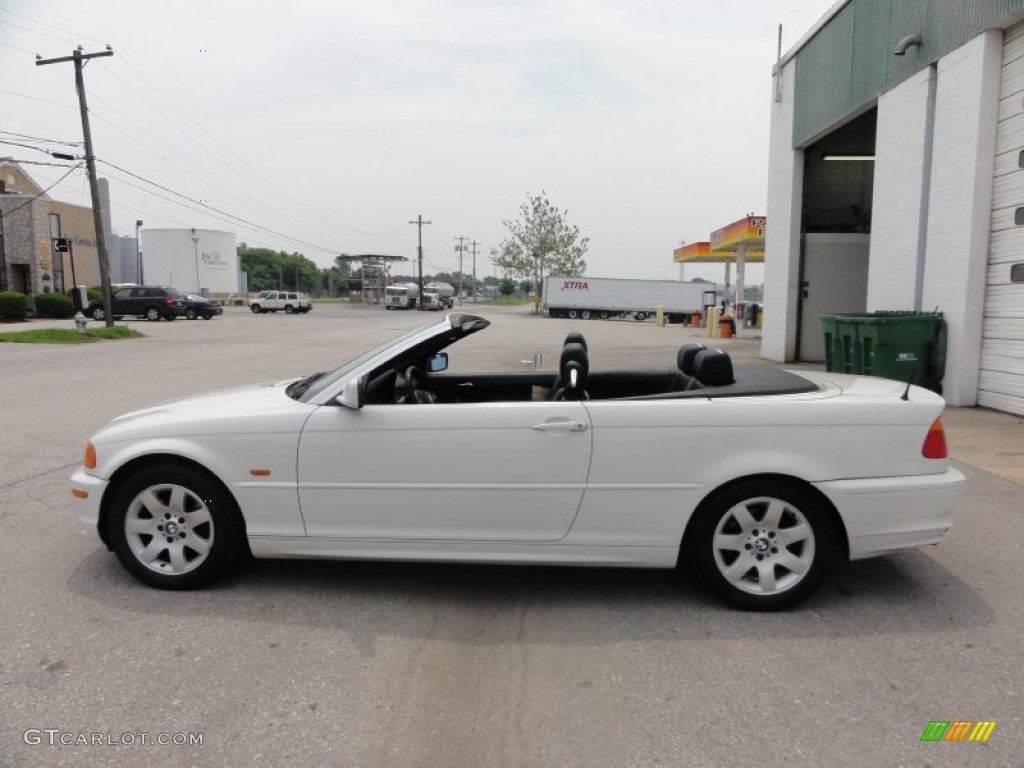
[107,463,246,590]
[567,309,579,319]
[201,314,212,320]
[599,311,610,320]
[284,304,295,314]
[145,306,161,322]
[581,310,591,320]
[687,480,835,611]
[90,306,106,321]
[165,315,176,322]
[250,304,262,314]
[185,308,197,320]
[634,312,647,322]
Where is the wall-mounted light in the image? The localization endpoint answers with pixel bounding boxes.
[894,33,923,56]
[823,154,876,161]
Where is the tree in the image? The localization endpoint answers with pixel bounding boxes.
[491,192,588,282]
[499,278,516,302]
[239,245,322,294]
[519,279,533,296]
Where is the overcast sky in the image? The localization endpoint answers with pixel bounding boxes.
[1,0,835,284]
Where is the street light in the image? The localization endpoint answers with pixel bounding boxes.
[135,220,143,283]
[190,227,200,294]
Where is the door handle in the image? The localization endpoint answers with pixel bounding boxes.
[532,420,588,432]
[456,382,473,387]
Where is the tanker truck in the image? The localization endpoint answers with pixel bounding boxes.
[422,281,455,310]
[384,282,419,309]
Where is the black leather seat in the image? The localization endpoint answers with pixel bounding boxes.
[689,348,734,390]
[671,343,706,390]
[551,342,589,401]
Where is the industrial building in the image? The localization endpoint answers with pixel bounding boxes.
[764,1,1024,415]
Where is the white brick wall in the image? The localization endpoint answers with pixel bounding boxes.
[868,68,932,310]
[922,30,1001,405]
[761,64,803,362]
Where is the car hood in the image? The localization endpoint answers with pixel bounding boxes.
[95,379,315,441]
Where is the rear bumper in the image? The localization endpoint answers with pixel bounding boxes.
[814,468,965,560]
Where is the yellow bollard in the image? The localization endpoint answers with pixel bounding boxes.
[707,306,719,338]
[656,304,665,327]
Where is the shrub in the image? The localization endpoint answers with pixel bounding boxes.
[35,292,76,318]
[0,291,28,320]
[87,285,103,301]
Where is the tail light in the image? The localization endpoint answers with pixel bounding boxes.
[164,296,173,307]
[922,417,948,459]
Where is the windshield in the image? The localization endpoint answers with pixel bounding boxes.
[296,319,443,402]
[386,288,406,296]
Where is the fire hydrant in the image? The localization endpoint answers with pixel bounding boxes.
[74,311,88,334]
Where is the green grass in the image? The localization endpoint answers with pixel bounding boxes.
[310,297,349,304]
[0,326,144,344]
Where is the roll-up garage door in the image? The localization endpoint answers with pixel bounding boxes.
[983,21,1024,415]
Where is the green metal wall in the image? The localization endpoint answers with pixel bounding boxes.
[793,0,1024,147]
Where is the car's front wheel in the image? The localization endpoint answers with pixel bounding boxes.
[107,463,246,589]
[687,480,835,611]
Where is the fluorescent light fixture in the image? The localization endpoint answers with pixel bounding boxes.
[823,154,875,161]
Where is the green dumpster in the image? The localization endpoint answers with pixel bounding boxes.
[821,311,946,393]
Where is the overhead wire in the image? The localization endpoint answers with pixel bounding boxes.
[0,162,84,217]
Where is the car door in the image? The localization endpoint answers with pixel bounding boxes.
[111,287,134,314]
[297,400,592,541]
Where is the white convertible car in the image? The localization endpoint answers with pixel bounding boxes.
[71,314,964,610]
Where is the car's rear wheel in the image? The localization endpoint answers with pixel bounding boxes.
[90,306,105,321]
[107,463,246,589]
[250,304,261,314]
[687,480,834,611]
[185,308,197,320]
[145,307,161,321]
[284,304,295,314]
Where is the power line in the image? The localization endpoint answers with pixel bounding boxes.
[0,40,36,55]
[0,162,84,217]
[0,18,77,46]
[0,129,83,145]
[0,6,108,47]
[98,160,341,254]
[2,158,81,168]
[0,88,77,109]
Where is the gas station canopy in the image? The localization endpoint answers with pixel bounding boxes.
[673,216,766,263]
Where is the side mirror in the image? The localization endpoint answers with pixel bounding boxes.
[428,352,449,373]
[336,376,366,410]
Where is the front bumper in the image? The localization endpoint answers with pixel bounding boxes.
[815,468,965,560]
[70,468,108,541]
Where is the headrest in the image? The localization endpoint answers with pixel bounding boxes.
[563,331,587,351]
[693,348,734,386]
[560,342,588,377]
[677,343,707,375]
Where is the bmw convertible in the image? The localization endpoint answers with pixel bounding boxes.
[70,313,964,610]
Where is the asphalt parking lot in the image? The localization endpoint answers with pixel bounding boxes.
[1,303,1021,767]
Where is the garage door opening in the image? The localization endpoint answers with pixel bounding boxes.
[797,108,876,361]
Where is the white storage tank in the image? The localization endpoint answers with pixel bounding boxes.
[140,228,238,294]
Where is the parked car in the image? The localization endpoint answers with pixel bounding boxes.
[248,291,312,314]
[87,285,185,321]
[71,314,963,610]
[180,294,223,320]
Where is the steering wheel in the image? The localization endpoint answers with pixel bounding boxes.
[401,365,437,404]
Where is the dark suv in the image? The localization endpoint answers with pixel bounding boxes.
[88,285,186,321]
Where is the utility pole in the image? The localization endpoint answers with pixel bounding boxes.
[454,236,467,304]
[37,46,115,327]
[469,240,479,303]
[408,214,431,309]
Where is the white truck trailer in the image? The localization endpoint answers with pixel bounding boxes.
[385,282,419,309]
[543,276,708,322]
